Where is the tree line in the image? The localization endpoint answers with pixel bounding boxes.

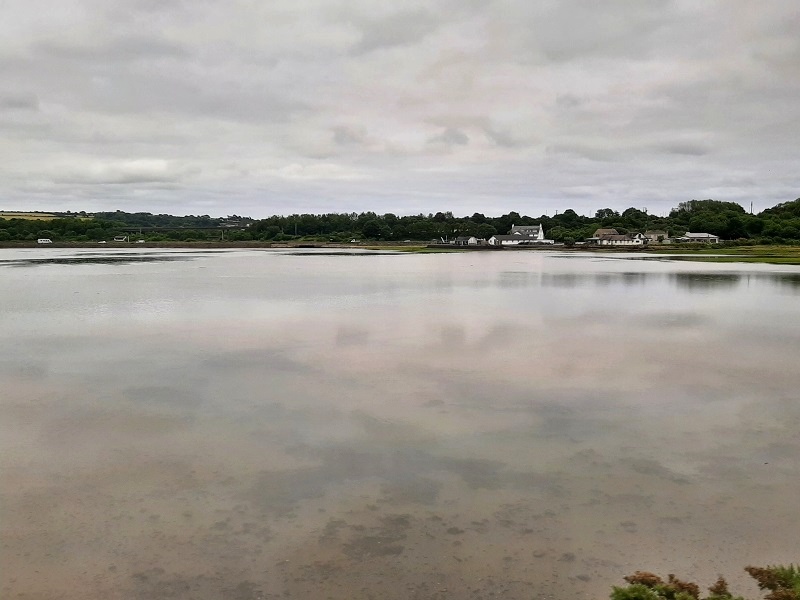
[1,198,799,244]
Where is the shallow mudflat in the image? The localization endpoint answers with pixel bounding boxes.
[1,248,799,599]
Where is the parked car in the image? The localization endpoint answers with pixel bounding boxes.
[37,238,53,244]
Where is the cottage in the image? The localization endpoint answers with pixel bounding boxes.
[488,235,525,246]
[643,230,669,243]
[453,236,478,246]
[488,234,554,246]
[509,224,545,240]
[586,228,620,244]
[489,223,554,245]
[593,228,619,238]
[597,233,647,246]
[677,232,720,243]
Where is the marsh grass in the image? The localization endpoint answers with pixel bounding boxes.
[649,245,800,265]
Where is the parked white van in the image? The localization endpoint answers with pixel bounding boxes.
[37,238,53,244]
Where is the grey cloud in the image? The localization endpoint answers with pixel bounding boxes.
[53,160,182,185]
[427,115,531,148]
[545,144,620,163]
[333,126,368,146]
[34,35,190,62]
[516,0,677,62]
[353,9,443,54]
[484,127,528,148]
[2,53,304,124]
[0,92,40,111]
[429,127,469,146]
[115,0,188,13]
[656,143,710,157]
[0,0,797,217]
[555,94,582,109]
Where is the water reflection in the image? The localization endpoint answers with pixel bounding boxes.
[754,272,800,293]
[671,272,741,290]
[510,269,800,295]
[0,252,199,267]
[1,249,799,600]
[539,272,656,288]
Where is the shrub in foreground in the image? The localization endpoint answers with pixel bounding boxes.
[611,565,799,600]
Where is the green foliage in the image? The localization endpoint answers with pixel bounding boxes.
[612,583,664,600]
[745,565,800,600]
[612,566,798,600]
[3,199,800,245]
[361,219,384,239]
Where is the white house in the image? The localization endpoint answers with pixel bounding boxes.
[489,235,524,246]
[509,224,545,240]
[597,233,647,246]
[677,232,720,243]
[489,224,554,245]
[643,230,669,243]
[587,228,619,244]
[453,236,478,246]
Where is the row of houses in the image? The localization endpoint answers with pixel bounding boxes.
[449,225,720,247]
[451,224,556,246]
[587,228,720,245]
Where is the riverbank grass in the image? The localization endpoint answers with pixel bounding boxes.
[648,245,800,265]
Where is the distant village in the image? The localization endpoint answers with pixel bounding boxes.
[449,224,720,247]
[11,197,799,245]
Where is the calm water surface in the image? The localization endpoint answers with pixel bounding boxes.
[2,248,799,600]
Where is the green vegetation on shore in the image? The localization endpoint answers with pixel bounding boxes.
[2,198,799,248]
[612,565,800,600]
[648,245,800,265]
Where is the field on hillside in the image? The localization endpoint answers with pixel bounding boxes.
[0,212,58,220]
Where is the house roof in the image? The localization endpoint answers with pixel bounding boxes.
[683,232,718,238]
[509,224,543,236]
[594,228,619,237]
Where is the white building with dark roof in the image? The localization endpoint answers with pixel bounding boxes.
[489,224,553,245]
[677,232,720,243]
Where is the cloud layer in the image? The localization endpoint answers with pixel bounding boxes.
[2,0,798,216]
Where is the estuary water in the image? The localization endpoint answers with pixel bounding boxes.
[1,248,799,600]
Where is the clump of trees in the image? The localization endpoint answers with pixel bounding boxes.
[217,198,800,244]
[612,565,800,600]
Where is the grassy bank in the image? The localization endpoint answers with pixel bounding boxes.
[646,245,800,265]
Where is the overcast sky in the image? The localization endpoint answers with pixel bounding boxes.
[2,0,798,218]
